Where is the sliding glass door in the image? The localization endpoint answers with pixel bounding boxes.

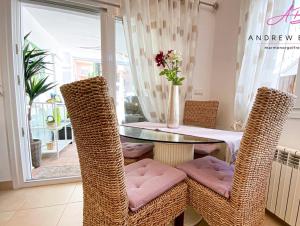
[15,0,141,185]
[20,1,102,181]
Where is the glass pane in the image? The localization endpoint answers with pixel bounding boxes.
[119,126,223,144]
[115,20,146,123]
[22,2,101,180]
[277,0,300,94]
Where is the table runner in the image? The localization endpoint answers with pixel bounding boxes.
[123,122,243,162]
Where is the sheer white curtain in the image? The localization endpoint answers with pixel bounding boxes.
[121,0,200,122]
[234,0,292,130]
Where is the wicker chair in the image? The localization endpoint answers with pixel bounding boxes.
[60,77,187,226]
[110,97,154,165]
[178,87,295,226]
[183,100,219,128]
[183,100,220,158]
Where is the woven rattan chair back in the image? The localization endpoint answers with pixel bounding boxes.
[183,100,219,128]
[231,87,295,224]
[60,77,128,225]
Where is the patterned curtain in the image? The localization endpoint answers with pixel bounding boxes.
[121,0,200,122]
[234,0,291,130]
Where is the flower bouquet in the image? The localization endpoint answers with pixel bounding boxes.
[155,50,184,128]
[155,50,184,85]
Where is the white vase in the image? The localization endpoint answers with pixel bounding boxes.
[167,84,179,128]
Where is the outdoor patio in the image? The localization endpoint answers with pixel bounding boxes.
[32,143,80,180]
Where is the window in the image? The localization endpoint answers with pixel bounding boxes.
[277,0,300,97]
[21,2,101,180]
[73,59,101,80]
[115,20,145,123]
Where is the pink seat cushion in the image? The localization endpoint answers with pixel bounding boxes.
[194,144,219,155]
[125,159,187,211]
[177,156,234,198]
[122,143,153,158]
[120,136,131,143]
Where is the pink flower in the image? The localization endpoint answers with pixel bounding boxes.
[154,49,184,85]
[167,50,175,60]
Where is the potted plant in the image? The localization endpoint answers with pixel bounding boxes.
[23,33,56,168]
[46,115,56,128]
[155,50,184,128]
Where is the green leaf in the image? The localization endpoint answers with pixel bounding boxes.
[23,33,56,103]
[24,32,31,41]
[23,34,52,80]
[26,76,56,103]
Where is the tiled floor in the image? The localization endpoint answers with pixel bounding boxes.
[0,183,285,226]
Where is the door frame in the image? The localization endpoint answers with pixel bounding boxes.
[2,0,119,188]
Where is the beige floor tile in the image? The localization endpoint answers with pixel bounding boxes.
[57,202,83,226]
[0,212,15,226]
[69,183,83,203]
[0,190,26,212]
[0,182,288,226]
[20,183,76,210]
[5,205,65,226]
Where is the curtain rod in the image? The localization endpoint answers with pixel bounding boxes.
[199,1,219,10]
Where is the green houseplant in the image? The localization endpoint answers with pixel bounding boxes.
[23,33,56,168]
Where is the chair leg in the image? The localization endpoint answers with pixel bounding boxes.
[174,212,184,226]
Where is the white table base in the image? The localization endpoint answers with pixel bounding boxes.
[184,206,203,226]
[153,142,202,226]
[154,143,194,166]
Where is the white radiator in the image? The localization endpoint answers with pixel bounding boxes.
[266,146,300,226]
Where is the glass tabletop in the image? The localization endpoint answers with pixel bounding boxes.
[119,125,224,144]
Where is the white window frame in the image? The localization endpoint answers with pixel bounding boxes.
[0,0,29,189]
[1,0,120,188]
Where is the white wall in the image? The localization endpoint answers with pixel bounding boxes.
[280,116,300,150]
[0,0,12,182]
[209,0,241,130]
[192,7,216,100]
[0,73,12,182]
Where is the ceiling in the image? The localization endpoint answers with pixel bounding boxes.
[24,4,101,51]
[23,3,129,57]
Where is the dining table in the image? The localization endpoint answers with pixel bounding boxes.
[120,122,243,226]
[119,124,224,166]
[120,122,243,165]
